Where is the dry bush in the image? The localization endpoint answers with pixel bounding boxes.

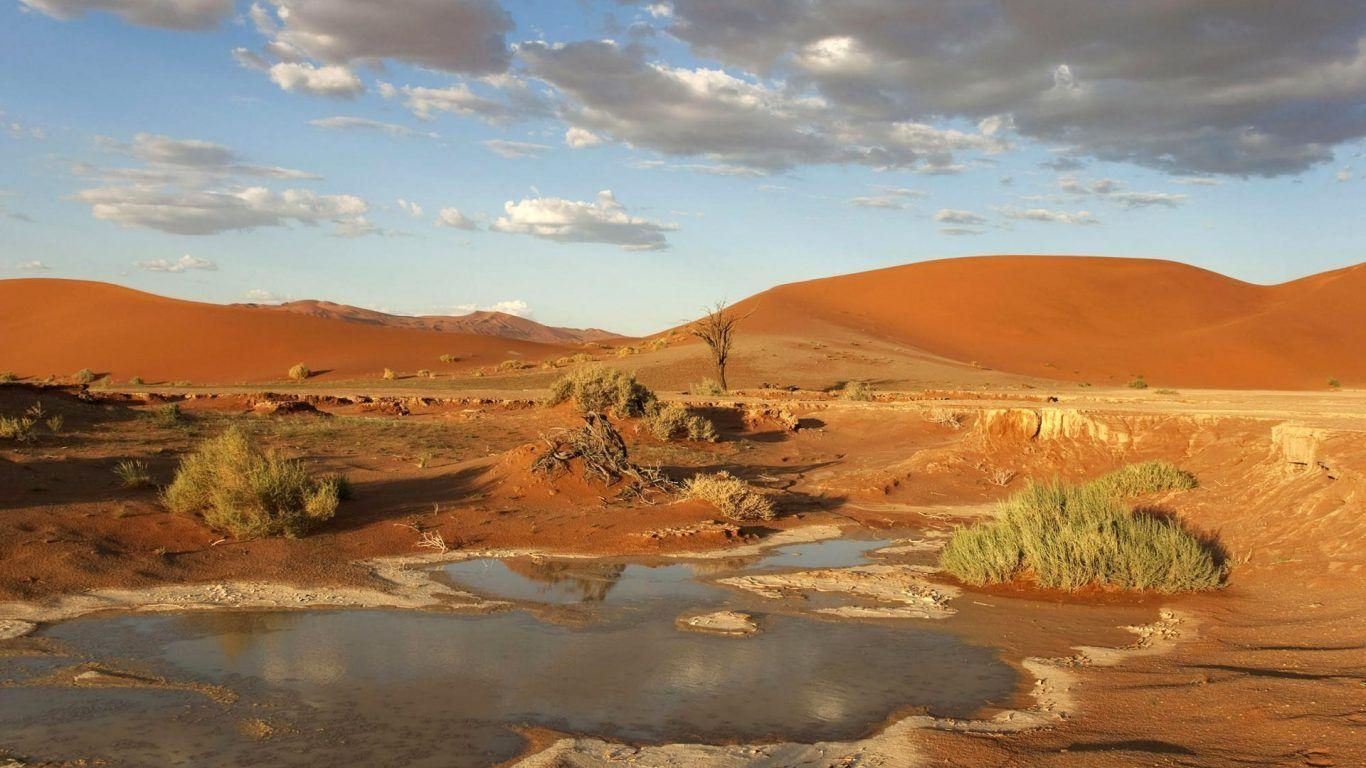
[645,402,718,442]
[114,459,152,488]
[689,378,726,396]
[382,368,397,380]
[129,376,145,386]
[615,346,637,358]
[1128,375,1149,389]
[74,368,96,385]
[499,359,532,372]
[155,403,185,428]
[925,408,965,429]
[417,369,435,379]
[45,414,63,433]
[984,466,1016,487]
[439,354,458,363]
[941,461,1221,592]
[684,472,775,521]
[547,364,655,417]
[646,337,668,351]
[0,372,16,383]
[416,530,449,553]
[1327,377,1341,389]
[0,416,36,442]
[288,363,310,381]
[840,380,873,401]
[163,426,347,539]
[532,414,673,496]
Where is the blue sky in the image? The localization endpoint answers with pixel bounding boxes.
[2,1,1363,335]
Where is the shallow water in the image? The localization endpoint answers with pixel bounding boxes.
[0,536,1017,767]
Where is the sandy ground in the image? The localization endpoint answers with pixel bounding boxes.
[1,381,1363,767]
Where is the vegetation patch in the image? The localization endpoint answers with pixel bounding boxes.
[288,363,310,381]
[940,461,1221,592]
[688,378,726,396]
[0,415,37,442]
[163,426,348,538]
[644,402,718,442]
[840,380,873,401]
[548,364,655,417]
[114,460,152,488]
[684,472,776,521]
[74,368,96,385]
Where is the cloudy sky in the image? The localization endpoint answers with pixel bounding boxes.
[2,1,1363,334]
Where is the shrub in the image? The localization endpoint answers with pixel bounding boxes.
[926,408,965,429]
[129,376,145,386]
[162,426,345,538]
[74,368,96,385]
[498,359,532,372]
[155,403,185,428]
[114,459,152,488]
[1127,375,1149,389]
[940,461,1220,593]
[689,378,726,396]
[45,414,63,433]
[645,402,718,442]
[684,472,775,521]
[547,365,655,417]
[571,353,593,364]
[0,372,15,383]
[1154,388,1179,395]
[382,368,397,380]
[0,416,37,442]
[439,354,457,363]
[417,369,434,379]
[615,346,637,358]
[840,380,873,401]
[1327,377,1341,389]
[288,363,310,381]
[647,337,668,351]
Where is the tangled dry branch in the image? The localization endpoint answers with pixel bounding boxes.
[532,413,676,499]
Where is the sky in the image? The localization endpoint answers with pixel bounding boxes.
[1,0,1363,335]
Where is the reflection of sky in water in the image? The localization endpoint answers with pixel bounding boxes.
[7,536,1014,765]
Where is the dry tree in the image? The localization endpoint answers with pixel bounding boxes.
[688,301,751,392]
[532,413,675,499]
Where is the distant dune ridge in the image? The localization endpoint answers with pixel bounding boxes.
[238,299,620,345]
[2,255,1363,389]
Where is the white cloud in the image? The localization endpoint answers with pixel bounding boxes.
[483,139,551,159]
[938,227,985,236]
[996,205,1099,226]
[1059,175,1188,208]
[75,185,369,236]
[396,198,423,218]
[454,299,531,317]
[380,80,547,124]
[2,110,46,140]
[564,126,606,149]
[243,288,288,303]
[268,62,363,98]
[850,186,927,209]
[644,3,672,19]
[1335,167,1352,182]
[1173,176,1224,186]
[308,116,438,140]
[491,189,678,251]
[134,253,218,272]
[435,207,477,230]
[16,259,51,271]
[20,0,233,30]
[934,209,987,225]
[629,159,763,177]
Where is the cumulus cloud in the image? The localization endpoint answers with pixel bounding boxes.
[564,126,606,149]
[518,40,1008,173]
[16,259,51,271]
[1059,176,1189,208]
[134,253,217,272]
[396,198,423,218]
[491,189,678,251]
[667,1,1366,176]
[435,207,477,230]
[483,139,551,159]
[20,0,232,30]
[996,205,1099,226]
[454,299,531,317]
[935,209,987,225]
[243,288,288,303]
[268,62,363,98]
[250,0,513,75]
[85,133,319,185]
[308,116,439,140]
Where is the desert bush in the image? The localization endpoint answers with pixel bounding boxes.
[0,416,37,442]
[689,378,726,396]
[571,353,593,364]
[162,426,346,538]
[684,472,775,521]
[155,403,185,428]
[1154,388,1179,395]
[940,461,1220,592]
[0,372,16,383]
[114,459,152,488]
[417,369,434,379]
[547,365,655,417]
[288,363,310,381]
[1327,377,1341,389]
[1127,375,1149,389]
[615,346,638,359]
[647,337,668,351]
[926,408,965,429]
[645,402,718,442]
[73,368,96,385]
[129,376,145,386]
[439,354,457,364]
[840,380,873,401]
[45,414,63,433]
[382,368,397,380]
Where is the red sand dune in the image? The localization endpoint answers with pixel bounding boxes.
[0,279,569,383]
[240,299,621,345]
[726,255,1366,389]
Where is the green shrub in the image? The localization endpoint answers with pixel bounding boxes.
[684,472,775,521]
[114,459,152,488]
[0,372,16,383]
[547,365,655,417]
[129,376,145,386]
[1127,375,1149,389]
[45,414,63,433]
[645,402,718,442]
[689,378,726,396]
[1327,377,1341,389]
[155,403,185,428]
[288,363,310,381]
[940,461,1220,593]
[840,380,873,401]
[0,416,37,442]
[162,426,345,538]
[74,368,96,385]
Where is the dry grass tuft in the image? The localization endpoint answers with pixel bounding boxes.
[840,380,873,401]
[0,415,37,442]
[688,378,726,396]
[114,459,152,488]
[644,402,718,442]
[163,426,348,539]
[683,472,776,521]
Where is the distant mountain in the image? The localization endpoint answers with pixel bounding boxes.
[237,300,622,345]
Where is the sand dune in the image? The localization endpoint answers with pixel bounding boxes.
[725,256,1366,389]
[240,300,621,345]
[0,280,568,383]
